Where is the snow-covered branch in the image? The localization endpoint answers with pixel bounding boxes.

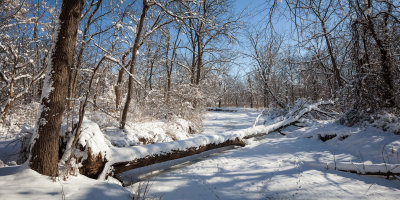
[304,162,400,176]
[103,55,145,89]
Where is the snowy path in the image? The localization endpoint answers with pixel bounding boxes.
[201,109,261,135]
[129,110,400,200]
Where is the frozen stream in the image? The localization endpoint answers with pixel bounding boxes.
[127,109,400,200]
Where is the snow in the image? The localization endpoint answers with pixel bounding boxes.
[304,162,400,174]
[367,112,400,134]
[126,109,400,200]
[59,118,111,166]
[103,117,193,147]
[0,166,132,200]
[202,108,262,134]
[101,101,331,177]
[1,108,400,199]
[76,118,111,158]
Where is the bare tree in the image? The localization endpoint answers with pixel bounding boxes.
[247,30,285,108]
[119,0,150,129]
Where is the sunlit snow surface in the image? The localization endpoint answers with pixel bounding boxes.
[1,108,400,199]
[0,166,132,200]
[128,109,400,200]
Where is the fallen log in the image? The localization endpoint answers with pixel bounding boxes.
[243,100,333,139]
[112,138,245,175]
[116,146,236,186]
[304,162,400,177]
[207,107,238,112]
[97,137,245,179]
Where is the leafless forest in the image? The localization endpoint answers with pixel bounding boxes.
[1,0,399,177]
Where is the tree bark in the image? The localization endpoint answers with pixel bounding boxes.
[320,20,343,89]
[195,16,204,85]
[114,68,124,109]
[263,81,268,108]
[120,1,149,129]
[30,0,84,177]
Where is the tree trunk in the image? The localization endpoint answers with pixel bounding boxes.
[165,35,171,101]
[190,49,196,84]
[188,19,197,85]
[120,2,149,129]
[321,21,343,89]
[114,68,124,109]
[195,32,202,85]
[30,0,84,177]
[263,81,268,108]
[67,0,103,110]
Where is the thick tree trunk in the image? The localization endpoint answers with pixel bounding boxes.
[120,2,149,129]
[30,0,84,177]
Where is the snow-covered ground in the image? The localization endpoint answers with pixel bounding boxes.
[128,110,400,200]
[202,108,261,135]
[1,108,400,200]
[0,166,132,200]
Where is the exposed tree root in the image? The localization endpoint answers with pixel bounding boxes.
[79,148,107,179]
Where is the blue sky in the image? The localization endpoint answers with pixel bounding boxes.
[230,0,294,78]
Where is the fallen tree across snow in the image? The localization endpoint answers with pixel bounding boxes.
[207,107,238,112]
[243,100,334,139]
[98,136,246,179]
[111,138,245,175]
[91,100,334,179]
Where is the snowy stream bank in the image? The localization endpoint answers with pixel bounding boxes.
[1,108,400,199]
[125,109,400,200]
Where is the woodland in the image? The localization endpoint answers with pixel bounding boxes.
[0,0,400,199]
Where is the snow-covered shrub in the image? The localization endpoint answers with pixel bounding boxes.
[104,121,172,147]
[137,83,206,133]
[165,116,196,140]
[87,110,119,128]
[2,103,39,135]
[0,123,34,165]
[103,116,194,147]
[366,112,400,134]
